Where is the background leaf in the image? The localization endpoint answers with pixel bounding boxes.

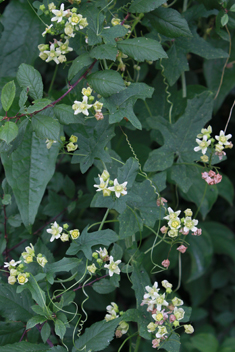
[1,81,16,112]
[87,70,125,98]
[17,63,43,101]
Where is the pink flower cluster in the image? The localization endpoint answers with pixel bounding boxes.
[201,170,222,185]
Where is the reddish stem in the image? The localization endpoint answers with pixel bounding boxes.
[121,12,130,25]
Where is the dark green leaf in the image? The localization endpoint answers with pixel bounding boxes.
[46,258,82,274]
[0,121,18,144]
[92,278,116,294]
[0,322,24,346]
[63,175,76,199]
[104,83,154,129]
[66,228,119,259]
[19,87,28,108]
[32,114,61,141]
[217,173,234,205]
[82,6,105,46]
[68,53,94,81]
[101,25,128,45]
[17,63,43,101]
[0,283,33,321]
[118,207,143,239]
[117,38,167,62]
[90,44,118,61]
[54,104,84,125]
[2,194,11,205]
[147,7,192,38]
[129,0,166,13]
[1,124,60,227]
[72,318,122,352]
[71,118,115,173]
[55,319,66,339]
[1,80,16,111]
[26,276,47,309]
[0,0,44,79]
[87,70,125,98]
[22,98,51,114]
[191,333,219,352]
[171,164,198,193]
[161,333,181,352]
[41,322,51,343]
[0,342,49,352]
[26,315,47,329]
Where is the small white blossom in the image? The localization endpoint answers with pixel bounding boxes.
[96,247,109,260]
[215,130,232,146]
[8,276,16,285]
[93,101,103,112]
[183,217,198,232]
[197,125,212,139]
[94,177,109,192]
[168,218,181,230]
[143,282,160,300]
[46,139,57,149]
[42,24,53,37]
[37,256,48,268]
[57,39,73,54]
[174,307,185,321]
[184,324,194,334]
[107,302,119,315]
[104,256,121,276]
[194,135,211,155]
[162,280,172,289]
[155,293,169,311]
[69,13,82,26]
[108,178,127,198]
[164,207,181,221]
[64,23,75,37]
[47,221,63,242]
[72,96,93,116]
[44,43,61,64]
[4,259,21,268]
[155,326,168,338]
[17,273,29,285]
[51,3,69,23]
[172,297,184,306]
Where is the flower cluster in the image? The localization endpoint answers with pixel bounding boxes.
[94,170,128,198]
[194,125,232,162]
[46,222,80,242]
[104,302,129,338]
[4,244,48,286]
[38,3,88,64]
[72,87,104,120]
[88,248,122,277]
[201,170,222,185]
[141,281,194,349]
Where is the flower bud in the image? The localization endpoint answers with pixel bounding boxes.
[66,142,78,152]
[87,264,97,274]
[69,135,78,143]
[63,223,69,229]
[97,258,103,265]
[61,233,70,242]
[103,189,111,197]
[101,170,110,182]
[92,252,99,259]
[8,276,16,285]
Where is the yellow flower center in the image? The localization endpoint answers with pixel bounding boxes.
[72,16,79,23]
[71,230,79,239]
[169,213,175,220]
[171,220,179,228]
[18,275,26,284]
[26,255,33,263]
[200,141,206,147]
[100,182,106,189]
[61,44,67,50]
[50,52,55,57]
[80,103,86,110]
[57,10,62,16]
[156,313,163,321]
[116,185,122,192]
[220,136,226,143]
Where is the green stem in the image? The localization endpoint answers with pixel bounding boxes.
[48,65,58,95]
[88,219,118,231]
[98,209,110,231]
[194,183,208,219]
[134,335,141,352]
[126,13,144,40]
[181,71,187,98]
[174,252,182,292]
[103,59,108,70]
[118,332,138,352]
[144,100,152,117]
[183,0,188,12]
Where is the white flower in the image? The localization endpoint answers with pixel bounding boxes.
[44,43,61,64]
[108,179,127,198]
[96,247,108,260]
[143,282,160,300]
[94,177,109,192]
[194,135,211,155]
[60,233,70,242]
[42,24,53,37]
[164,207,181,221]
[4,259,21,268]
[105,312,118,321]
[57,39,73,54]
[46,139,57,149]
[69,13,82,26]
[155,293,169,311]
[17,273,29,285]
[104,256,121,276]
[72,95,93,116]
[37,256,48,268]
[174,307,185,321]
[93,101,103,112]
[87,263,97,274]
[8,276,16,285]
[168,229,179,237]
[64,23,75,37]
[47,221,63,242]
[147,322,157,333]
[215,130,232,146]
[184,208,193,217]
[168,218,181,230]
[172,297,184,306]
[155,326,168,338]
[82,87,92,96]
[51,3,69,23]
[184,324,194,334]
[162,280,172,289]
[107,302,119,315]
[24,243,35,255]
[197,125,212,139]
[183,217,198,232]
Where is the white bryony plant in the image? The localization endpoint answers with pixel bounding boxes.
[94,170,128,199]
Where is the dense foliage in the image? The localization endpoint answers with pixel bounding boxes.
[0,0,235,351]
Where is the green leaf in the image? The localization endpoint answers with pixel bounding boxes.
[63,175,76,199]
[66,228,119,259]
[0,342,49,352]
[201,222,235,263]
[1,124,60,227]
[55,319,66,339]
[117,38,167,62]
[186,227,213,282]
[17,63,43,101]
[118,207,143,239]
[1,80,16,111]
[0,0,44,79]
[144,91,214,172]
[0,322,24,346]
[2,193,11,205]
[221,14,229,27]
[110,243,123,261]
[162,43,189,86]
[72,318,122,352]
[41,322,51,343]
[92,278,117,294]
[0,283,33,321]
[161,333,181,352]
[21,98,51,114]
[26,276,47,309]
[122,308,152,339]
[91,158,140,214]
[129,0,166,13]
[71,118,115,173]
[101,25,128,45]
[26,315,47,329]
[32,114,61,141]
[0,121,18,144]
[191,333,219,352]
[54,104,84,125]
[46,258,82,274]
[49,347,67,352]
[19,87,28,108]
[87,70,125,98]
[216,173,234,205]
[82,6,104,46]
[90,44,118,61]
[171,164,198,193]
[68,53,94,81]
[104,83,154,129]
[147,7,192,38]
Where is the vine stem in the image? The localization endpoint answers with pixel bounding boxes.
[121,12,130,25]
[3,205,8,261]
[134,335,141,352]
[224,98,235,133]
[98,209,109,231]
[174,252,182,292]
[48,64,58,95]
[183,0,188,12]
[35,325,54,347]
[126,13,144,40]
